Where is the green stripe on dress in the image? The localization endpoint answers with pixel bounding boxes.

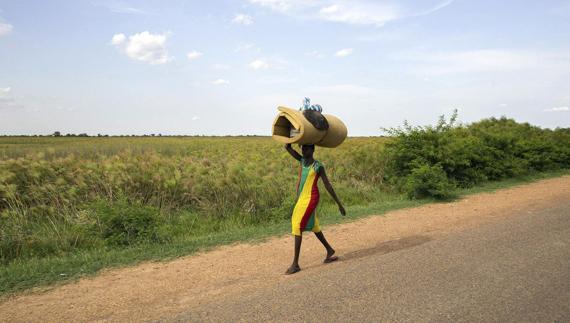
[297,159,309,197]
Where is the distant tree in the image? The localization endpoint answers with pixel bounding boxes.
[53,131,61,137]
[78,133,88,137]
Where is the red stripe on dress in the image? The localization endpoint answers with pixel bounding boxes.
[300,173,320,231]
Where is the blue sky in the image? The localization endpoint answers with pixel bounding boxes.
[0,0,569,135]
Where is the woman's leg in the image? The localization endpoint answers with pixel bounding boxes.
[285,235,302,274]
[314,231,337,261]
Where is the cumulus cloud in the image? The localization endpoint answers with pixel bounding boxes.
[211,79,230,85]
[249,59,270,70]
[187,50,203,60]
[111,31,172,65]
[335,48,353,57]
[232,14,254,25]
[544,106,569,112]
[111,33,126,45]
[192,116,200,121]
[248,0,454,26]
[0,21,13,36]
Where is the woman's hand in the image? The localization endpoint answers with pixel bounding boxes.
[284,143,302,161]
[338,205,346,216]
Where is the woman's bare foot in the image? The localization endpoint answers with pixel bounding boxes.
[285,265,301,275]
[324,249,338,263]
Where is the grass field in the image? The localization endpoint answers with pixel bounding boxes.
[0,136,392,294]
[1,130,569,296]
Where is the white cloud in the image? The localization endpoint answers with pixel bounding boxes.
[320,4,338,14]
[318,3,398,26]
[249,59,270,70]
[499,103,508,107]
[335,48,353,57]
[232,14,254,25]
[0,86,17,109]
[111,33,126,45]
[544,106,569,112]
[211,79,230,85]
[248,0,454,26]
[417,0,454,16]
[187,50,203,60]
[0,87,11,95]
[248,0,315,13]
[211,64,230,70]
[192,116,200,121]
[0,22,13,36]
[111,31,172,65]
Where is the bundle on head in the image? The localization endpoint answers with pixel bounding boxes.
[300,97,329,131]
[303,110,329,131]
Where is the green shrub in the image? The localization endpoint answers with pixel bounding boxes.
[404,164,454,199]
[90,200,167,246]
[384,112,570,199]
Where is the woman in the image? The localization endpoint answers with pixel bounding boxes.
[284,143,346,275]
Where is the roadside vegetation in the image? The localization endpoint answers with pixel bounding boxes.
[385,111,570,199]
[1,114,569,295]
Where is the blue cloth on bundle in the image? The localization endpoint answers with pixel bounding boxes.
[299,97,329,131]
[300,97,322,113]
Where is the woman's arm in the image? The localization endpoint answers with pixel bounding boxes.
[284,143,302,161]
[319,166,346,216]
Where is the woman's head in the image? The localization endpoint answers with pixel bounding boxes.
[301,144,315,159]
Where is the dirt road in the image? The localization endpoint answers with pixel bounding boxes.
[1,176,569,322]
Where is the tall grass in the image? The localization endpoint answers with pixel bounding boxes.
[0,137,389,263]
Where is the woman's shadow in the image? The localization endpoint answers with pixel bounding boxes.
[341,235,432,262]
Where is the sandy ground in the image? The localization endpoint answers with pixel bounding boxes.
[1,176,569,322]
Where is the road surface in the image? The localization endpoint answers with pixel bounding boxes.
[1,176,569,322]
[172,197,570,322]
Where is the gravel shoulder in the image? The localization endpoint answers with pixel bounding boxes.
[1,176,569,322]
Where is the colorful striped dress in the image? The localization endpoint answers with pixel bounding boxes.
[291,158,322,236]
